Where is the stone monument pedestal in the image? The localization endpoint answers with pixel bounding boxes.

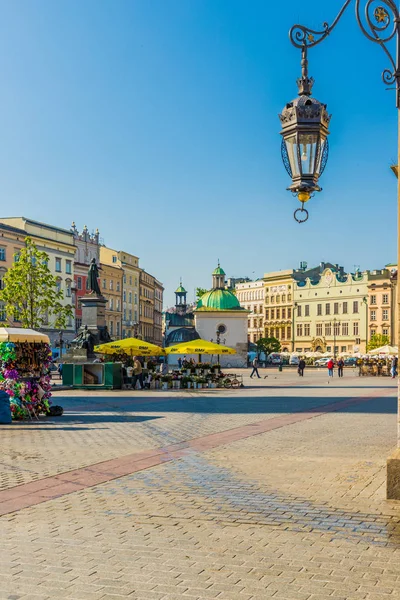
[80,294,107,339]
[65,294,110,363]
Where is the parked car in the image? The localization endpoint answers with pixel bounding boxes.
[344,357,357,367]
[315,357,331,367]
[289,355,300,366]
[267,353,282,365]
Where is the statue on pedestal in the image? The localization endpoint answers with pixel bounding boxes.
[88,258,101,296]
[71,325,94,354]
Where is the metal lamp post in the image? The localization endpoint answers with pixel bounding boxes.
[332,318,340,360]
[281,0,400,223]
[58,331,64,358]
[282,0,400,498]
[291,302,299,352]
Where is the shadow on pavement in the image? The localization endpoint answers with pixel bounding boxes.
[55,394,397,415]
[2,415,163,428]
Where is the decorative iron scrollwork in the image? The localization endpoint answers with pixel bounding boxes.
[281,138,292,178]
[290,0,400,105]
[319,139,329,176]
[289,0,352,49]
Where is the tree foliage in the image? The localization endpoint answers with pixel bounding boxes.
[256,337,281,357]
[196,287,208,301]
[0,237,73,329]
[366,333,390,352]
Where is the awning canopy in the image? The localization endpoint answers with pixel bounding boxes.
[368,345,398,356]
[0,328,50,344]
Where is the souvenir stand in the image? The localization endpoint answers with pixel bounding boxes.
[93,338,165,389]
[0,328,53,420]
[163,339,242,389]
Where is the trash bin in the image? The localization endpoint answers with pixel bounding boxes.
[0,390,12,424]
[278,365,283,372]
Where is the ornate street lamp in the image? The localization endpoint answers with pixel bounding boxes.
[281,0,400,223]
[281,0,400,498]
[279,47,331,223]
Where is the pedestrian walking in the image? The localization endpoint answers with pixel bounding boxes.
[337,358,344,378]
[177,357,182,369]
[250,356,261,379]
[298,358,306,377]
[327,358,334,379]
[391,356,398,379]
[132,356,144,390]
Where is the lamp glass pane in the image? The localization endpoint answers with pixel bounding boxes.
[316,137,326,175]
[299,133,318,176]
[284,136,300,177]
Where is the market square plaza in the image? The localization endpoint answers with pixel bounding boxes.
[1,369,400,600]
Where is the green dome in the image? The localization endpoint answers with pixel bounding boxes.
[175,285,187,294]
[212,265,226,276]
[197,289,241,310]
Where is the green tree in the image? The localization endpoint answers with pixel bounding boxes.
[0,237,73,329]
[366,333,390,352]
[256,337,281,357]
[196,287,208,301]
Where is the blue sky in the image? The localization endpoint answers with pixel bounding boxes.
[0,0,397,306]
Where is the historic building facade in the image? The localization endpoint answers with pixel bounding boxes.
[263,270,294,352]
[98,254,123,339]
[100,247,141,339]
[368,268,395,344]
[293,266,369,354]
[235,280,265,343]
[139,270,155,343]
[0,223,27,324]
[154,279,164,346]
[0,217,76,347]
[71,223,100,332]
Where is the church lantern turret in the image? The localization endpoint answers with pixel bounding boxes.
[175,280,187,310]
[212,262,226,290]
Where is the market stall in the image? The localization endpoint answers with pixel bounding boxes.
[63,337,166,390]
[0,328,53,420]
[355,346,398,376]
[162,339,241,389]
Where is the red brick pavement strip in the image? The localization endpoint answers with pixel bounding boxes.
[0,388,394,516]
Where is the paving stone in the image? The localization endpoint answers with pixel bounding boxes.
[0,373,398,600]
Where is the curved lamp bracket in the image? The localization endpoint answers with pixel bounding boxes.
[290,0,400,106]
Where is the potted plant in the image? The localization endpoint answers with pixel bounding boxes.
[181,376,192,389]
[161,375,171,390]
[199,362,208,375]
[172,376,181,390]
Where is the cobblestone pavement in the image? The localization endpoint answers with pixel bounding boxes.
[1,369,400,599]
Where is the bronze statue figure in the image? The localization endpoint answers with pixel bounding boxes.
[88,258,101,295]
[71,325,94,354]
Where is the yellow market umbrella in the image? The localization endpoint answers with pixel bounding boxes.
[0,327,50,344]
[95,337,165,357]
[165,339,236,356]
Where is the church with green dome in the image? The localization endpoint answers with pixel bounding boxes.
[194,263,249,368]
